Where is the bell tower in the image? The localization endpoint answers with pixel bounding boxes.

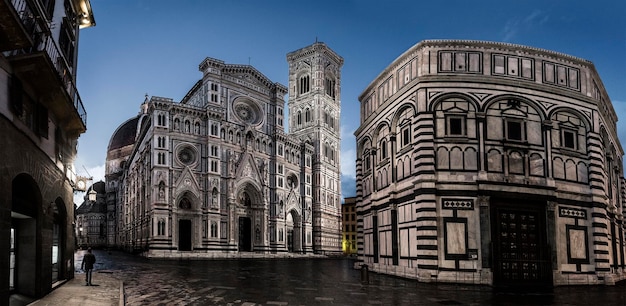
[287,42,343,253]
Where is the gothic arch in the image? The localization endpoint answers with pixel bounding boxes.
[235,180,263,208]
[176,191,199,210]
[286,209,302,252]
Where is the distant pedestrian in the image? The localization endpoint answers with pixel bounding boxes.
[81,247,96,286]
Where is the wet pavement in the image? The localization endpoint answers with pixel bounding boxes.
[53,249,626,305]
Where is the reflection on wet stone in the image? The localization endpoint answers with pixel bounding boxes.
[83,250,626,305]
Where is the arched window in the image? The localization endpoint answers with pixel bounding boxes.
[305,108,311,122]
[297,111,302,125]
[299,75,310,94]
[377,125,390,161]
[210,221,218,238]
[380,140,387,159]
[158,219,166,236]
[325,78,336,98]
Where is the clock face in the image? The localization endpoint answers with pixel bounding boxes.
[77,180,86,190]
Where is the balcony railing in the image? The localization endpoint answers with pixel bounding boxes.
[6,0,87,129]
[10,0,38,33]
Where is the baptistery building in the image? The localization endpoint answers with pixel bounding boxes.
[354,40,624,287]
[106,42,343,257]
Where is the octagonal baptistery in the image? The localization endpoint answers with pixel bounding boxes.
[354,40,625,287]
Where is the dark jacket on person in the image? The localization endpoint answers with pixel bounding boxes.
[82,252,96,270]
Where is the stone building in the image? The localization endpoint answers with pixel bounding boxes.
[354,40,625,287]
[342,197,357,255]
[106,42,343,257]
[0,0,95,303]
[75,181,108,249]
[0,0,95,305]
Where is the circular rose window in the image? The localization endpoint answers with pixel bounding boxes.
[177,146,196,165]
[233,98,262,125]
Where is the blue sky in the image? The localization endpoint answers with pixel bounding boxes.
[74,0,626,203]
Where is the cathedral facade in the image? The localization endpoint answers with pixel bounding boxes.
[354,40,625,287]
[106,42,343,257]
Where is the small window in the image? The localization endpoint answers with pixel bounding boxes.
[278,177,284,188]
[505,119,523,141]
[446,116,465,136]
[562,129,577,149]
[401,127,411,147]
[380,140,387,159]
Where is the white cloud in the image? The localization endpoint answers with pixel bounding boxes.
[502,10,549,42]
[341,148,356,179]
[81,164,106,183]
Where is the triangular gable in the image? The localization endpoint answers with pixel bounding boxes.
[174,166,201,198]
[285,189,301,215]
[223,65,275,91]
[235,152,261,183]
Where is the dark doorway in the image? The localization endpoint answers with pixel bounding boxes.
[179,220,192,251]
[492,203,551,288]
[287,229,294,252]
[12,174,40,297]
[238,217,252,252]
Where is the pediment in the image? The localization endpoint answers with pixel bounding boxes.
[174,167,200,197]
[285,189,301,214]
[235,152,261,183]
[223,65,274,91]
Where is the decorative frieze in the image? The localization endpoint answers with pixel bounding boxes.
[442,198,474,210]
[559,206,587,219]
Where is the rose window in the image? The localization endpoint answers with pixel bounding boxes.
[232,99,262,125]
[177,146,196,165]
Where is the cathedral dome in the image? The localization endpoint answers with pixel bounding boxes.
[107,116,140,151]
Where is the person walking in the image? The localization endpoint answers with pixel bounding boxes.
[81,247,96,286]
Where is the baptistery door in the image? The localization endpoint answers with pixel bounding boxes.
[492,203,551,287]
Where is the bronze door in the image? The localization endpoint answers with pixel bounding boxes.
[493,207,551,286]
